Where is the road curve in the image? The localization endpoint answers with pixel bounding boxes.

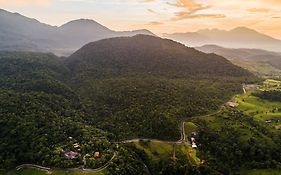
[15,84,247,174]
[16,164,50,171]
[116,121,190,146]
[82,151,117,172]
[16,152,117,173]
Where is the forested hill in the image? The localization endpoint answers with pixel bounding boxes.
[67,35,253,79]
[0,52,114,170]
[0,35,259,172]
[64,35,258,140]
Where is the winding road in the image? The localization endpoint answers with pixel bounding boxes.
[16,164,50,171]
[116,121,189,146]
[16,122,187,174]
[16,152,117,173]
[15,85,247,174]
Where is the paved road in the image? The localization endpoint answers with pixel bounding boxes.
[16,152,117,173]
[82,152,117,172]
[181,121,186,142]
[116,138,189,145]
[15,84,247,174]
[16,164,50,171]
[116,121,190,146]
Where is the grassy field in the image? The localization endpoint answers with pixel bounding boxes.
[5,168,106,175]
[259,79,281,91]
[134,140,201,166]
[235,79,281,126]
[236,92,281,121]
[184,122,199,138]
[134,141,173,161]
[241,169,281,175]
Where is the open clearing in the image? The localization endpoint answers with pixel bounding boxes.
[133,140,201,166]
[236,79,281,125]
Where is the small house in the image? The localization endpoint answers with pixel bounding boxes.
[191,137,195,142]
[73,143,80,149]
[192,142,197,149]
[94,151,101,158]
[227,102,239,108]
[64,151,78,160]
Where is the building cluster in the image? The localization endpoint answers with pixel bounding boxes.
[64,143,101,160]
[191,132,198,149]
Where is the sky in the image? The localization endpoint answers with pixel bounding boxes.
[0,0,281,39]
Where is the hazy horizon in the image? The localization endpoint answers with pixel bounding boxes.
[0,0,280,39]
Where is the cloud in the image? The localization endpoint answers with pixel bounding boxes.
[248,8,271,13]
[264,0,281,4]
[172,13,225,20]
[141,0,155,2]
[147,8,158,14]
[0,0,50,6]
[168,0,225,21]
[148,21,163,25]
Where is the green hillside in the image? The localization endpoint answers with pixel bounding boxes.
[66,35,258,140]
[0,52,145,174]
[185,79,281,174]
[0,35,261,174]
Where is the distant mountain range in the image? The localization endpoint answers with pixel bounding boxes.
[196,44,281,77]
[0,9,154,56]
[2,8,280,55]
[164,27,281,52]
[196,44,281,61]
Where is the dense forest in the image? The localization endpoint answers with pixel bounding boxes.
[66,35,258,140]
[0,52,112,170]
[194,110,281,174]
[0,35,261,173]
[253,90,281,102]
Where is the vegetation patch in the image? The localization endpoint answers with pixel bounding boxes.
[185,122,199,138]
[191,109,281,174]
[236,80,281,127]
[129,140,202,174]
[241,169,281,175]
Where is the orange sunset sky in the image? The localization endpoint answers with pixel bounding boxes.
[0,0,280,39]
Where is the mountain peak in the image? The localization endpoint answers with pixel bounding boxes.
[230,26,258,33]
[198,28,224,33]
[60,19,106,28]
[199,44,225,49]
[58,18,113,34]
[122,29,155,36]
